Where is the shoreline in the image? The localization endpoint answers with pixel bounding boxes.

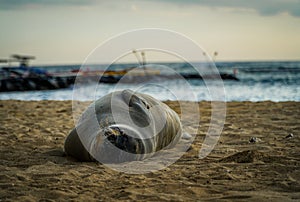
[0,100,299,201]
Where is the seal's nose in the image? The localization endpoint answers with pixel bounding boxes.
[129,101,151,127]
[122,90,151,127]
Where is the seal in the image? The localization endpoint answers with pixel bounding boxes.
[64,89,183,163]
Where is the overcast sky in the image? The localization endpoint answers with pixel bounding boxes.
[0,0,300,64]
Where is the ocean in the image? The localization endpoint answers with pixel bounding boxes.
[1,61,299,102]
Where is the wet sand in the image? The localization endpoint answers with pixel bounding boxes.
[0,100,299,201]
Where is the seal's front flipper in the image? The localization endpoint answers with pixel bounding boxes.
[64,128,94,161]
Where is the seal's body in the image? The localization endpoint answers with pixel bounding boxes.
[64,90,182,163]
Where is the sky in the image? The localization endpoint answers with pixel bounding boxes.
[0,0,300,64]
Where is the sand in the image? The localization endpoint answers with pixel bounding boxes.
[0,100,299,201]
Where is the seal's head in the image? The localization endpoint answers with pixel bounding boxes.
[89,90,167,163]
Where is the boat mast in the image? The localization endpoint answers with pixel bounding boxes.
[132,49,148,75]
[212,51,218,62]
[132,49,143,66]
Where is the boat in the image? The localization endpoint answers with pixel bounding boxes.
[0,53,239,92]
[71,50,239,83]
[0,55,73,92]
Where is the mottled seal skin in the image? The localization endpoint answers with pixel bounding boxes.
[64,90,182,163]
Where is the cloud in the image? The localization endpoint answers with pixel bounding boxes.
[147,0,300,17]
[0,0,97,10]
[1,0,300,18]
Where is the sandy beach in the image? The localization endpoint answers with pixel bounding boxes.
[0,100,299,201]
